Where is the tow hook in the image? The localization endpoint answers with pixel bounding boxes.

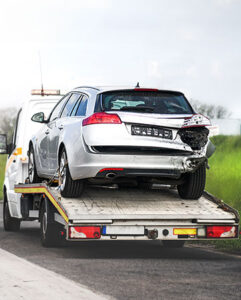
[148,229,158,240]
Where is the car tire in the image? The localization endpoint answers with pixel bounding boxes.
[59,148,84,198]
[177,163,206,200]
[162,240,185,248]
[3,192,21,232]
[40,199,64,247]
[28,145,41,183]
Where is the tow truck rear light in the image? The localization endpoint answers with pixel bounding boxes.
[82,112,122,126]
[69,226,101,239]
[206,226,237,238]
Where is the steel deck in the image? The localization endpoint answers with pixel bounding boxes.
[15,183,237,224]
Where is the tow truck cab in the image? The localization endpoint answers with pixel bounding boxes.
[1,89,62,218]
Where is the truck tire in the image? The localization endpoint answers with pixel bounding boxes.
[177,163,206,199]
[59,148,84,198]
[28,145,41,183]
[162,240,185,248]
[40,199,64,247]
[3,193,21,231]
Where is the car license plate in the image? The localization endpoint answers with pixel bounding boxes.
[131,125,172,140]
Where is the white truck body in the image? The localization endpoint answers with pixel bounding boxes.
[4,95,61,218]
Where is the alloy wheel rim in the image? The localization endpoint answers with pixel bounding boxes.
[29,152,34,182]
[60,152,67,191]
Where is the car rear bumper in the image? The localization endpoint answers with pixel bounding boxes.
[69,150,206,180]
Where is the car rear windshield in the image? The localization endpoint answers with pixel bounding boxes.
[98,90,193,114]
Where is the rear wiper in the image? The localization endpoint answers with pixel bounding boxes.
[120,106,154,113]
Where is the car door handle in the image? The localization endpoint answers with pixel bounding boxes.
[58,125,64,130]
[45,129,50,135]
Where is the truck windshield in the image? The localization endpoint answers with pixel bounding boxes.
[99,91,193,114]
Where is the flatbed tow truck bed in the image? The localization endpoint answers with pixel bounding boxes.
[14,183,239,243]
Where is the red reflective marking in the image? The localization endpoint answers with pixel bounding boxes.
[134,88,159,91]
[99,168,124,173]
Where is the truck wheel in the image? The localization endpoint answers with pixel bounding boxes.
[28,145,40,183]
[177,163,206,199]
[162,240,185,248]
[40,200,64,247]
[59,148,84,198]
[3,194,21,231]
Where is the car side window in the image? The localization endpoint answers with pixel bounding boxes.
[70,95,82,116]
[61,93,80,118]
[49,94,70,122]
[75,95,88,116]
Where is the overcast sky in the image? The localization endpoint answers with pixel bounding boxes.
[0,0,240,117]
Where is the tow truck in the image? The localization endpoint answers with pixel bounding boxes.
[1,90,239,247]
[11,182,240,247]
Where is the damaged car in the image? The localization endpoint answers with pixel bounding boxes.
[28,86,214,199]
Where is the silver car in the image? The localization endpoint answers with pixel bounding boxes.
[29,86,214,199]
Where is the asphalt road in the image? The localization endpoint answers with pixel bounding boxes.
[0,203,241,300]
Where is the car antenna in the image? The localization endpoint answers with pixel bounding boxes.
[38,51,44,96]
[135,82,140,88]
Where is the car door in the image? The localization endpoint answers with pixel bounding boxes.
[48,93,81,173]
[38,94,70,176]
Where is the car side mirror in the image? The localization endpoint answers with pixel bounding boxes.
[0,134,7,154]
[31,112,46,123]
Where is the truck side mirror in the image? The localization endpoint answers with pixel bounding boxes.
[31,112,46,123]
[0,134,7,154]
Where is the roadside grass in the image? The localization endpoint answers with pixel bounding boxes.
[0,155,7,200]
[206,135,241,252]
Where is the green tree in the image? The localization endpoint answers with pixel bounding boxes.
[190,100,231,119]
[0,107,17,143]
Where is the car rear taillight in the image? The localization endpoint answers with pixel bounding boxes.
[69,226,101,239]
[206,226,237,238]
[82,112,122,126]
[182,114,211,128]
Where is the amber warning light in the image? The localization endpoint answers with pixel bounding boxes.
[31,89,61,96]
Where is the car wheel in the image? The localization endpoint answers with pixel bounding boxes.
[59,148,84,198]
[28,145,40,183]
[3,192,21,231]
[40,199,64,247]
[162,240,185,248]
[177,163,206,200]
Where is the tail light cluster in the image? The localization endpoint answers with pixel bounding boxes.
[82,112,122,126]
[206,226,237,238]
[69,226,101,239]
[182,114,211,128]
